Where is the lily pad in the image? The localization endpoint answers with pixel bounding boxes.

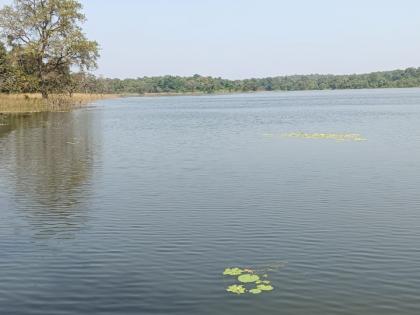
[223,268,243,276]
[238,274,260,283]
[227,285,246,295]
[249,288,262,294]
[257,284,274,291]
[223,265,278,295]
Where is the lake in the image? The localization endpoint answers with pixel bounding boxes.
[1,89,420,315]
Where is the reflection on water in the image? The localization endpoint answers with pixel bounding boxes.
[1,90,420,315]
[0,111,102,239]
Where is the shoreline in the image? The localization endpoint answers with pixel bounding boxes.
[0,93,120,114]
[2,86,420,114]
[129,86,420,98]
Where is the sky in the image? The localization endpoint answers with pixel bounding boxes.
[1,0,420,79]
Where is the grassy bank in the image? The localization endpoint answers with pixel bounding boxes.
[0,93,118,114]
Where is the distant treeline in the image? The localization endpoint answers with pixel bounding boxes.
[77,67,420,94]
[2,2,420,97]
[2,39,420,95]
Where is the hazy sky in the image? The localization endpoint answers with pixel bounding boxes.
[1,0,420,79]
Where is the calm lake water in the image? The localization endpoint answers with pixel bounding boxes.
[1,89,420,314]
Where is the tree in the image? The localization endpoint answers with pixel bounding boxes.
[0,42,9,92]
[0,0,99,98]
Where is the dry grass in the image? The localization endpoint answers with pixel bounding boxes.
[0,93,118,113]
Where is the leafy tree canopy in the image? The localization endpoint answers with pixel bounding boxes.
[0,0,99,98]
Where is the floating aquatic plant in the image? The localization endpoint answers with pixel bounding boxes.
[223,268,243,276]
[223,265,281,295]
[238,274,260,283]
[282,132,367,142]
[249,288,262,294]
[264,132,367,142]
[226,285,246,295]
[257,284,274,291]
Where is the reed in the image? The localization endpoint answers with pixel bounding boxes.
[0,93,118,113]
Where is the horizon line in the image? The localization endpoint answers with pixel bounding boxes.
[95,66,420,80]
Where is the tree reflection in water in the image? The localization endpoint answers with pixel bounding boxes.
[0,110,102,239]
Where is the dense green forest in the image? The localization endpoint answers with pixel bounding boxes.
[2,33,420,95]
[4,60,420,95]
[88,68,420,94]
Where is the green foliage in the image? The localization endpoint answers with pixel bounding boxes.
[0,0,99,98]
[0,42,10,92]
[223,268,243,276]
[75,68,420,95]
[226,285,246,295]
[282,132,367,142]
[256,284,274,291]
[238,274,260,283]
[249,288,262,294]
[1,3,420,96]
[223,266,274,296]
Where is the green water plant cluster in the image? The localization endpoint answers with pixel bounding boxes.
[263,132,367,142]
[223,267,274,295]
[282,132,367,142]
